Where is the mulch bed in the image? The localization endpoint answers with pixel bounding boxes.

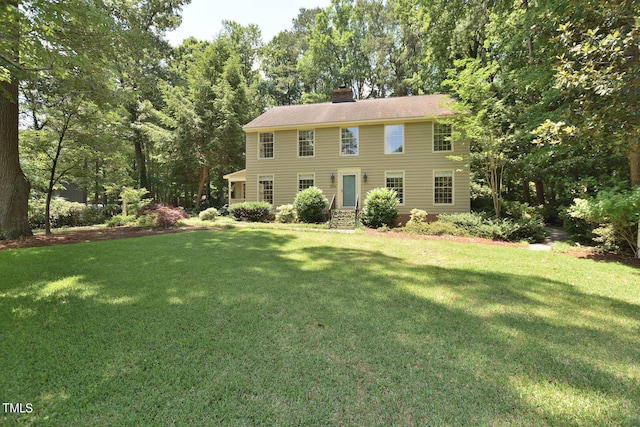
[2,225,638,268]
[0,225,213,251]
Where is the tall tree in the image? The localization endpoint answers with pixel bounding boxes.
[110,0,190,191]
[553,0,640,187]
[1,0,116,239]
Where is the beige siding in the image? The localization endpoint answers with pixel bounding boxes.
[245,121,470,214]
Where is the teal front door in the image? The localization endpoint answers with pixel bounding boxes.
[342,174,356,208]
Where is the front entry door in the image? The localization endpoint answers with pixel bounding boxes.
[342,174,356,208]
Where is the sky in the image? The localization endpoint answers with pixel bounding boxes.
[165,0,332,46]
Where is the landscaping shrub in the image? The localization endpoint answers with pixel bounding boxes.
[228,201,273,222]
[569,187,640,255]
[120,187,150,216]
[198,207,219,221]
[404,220,468,237]
[294,187,328,223]
[106,214,137,227]
[275,204,297,223]
[360,188,398,228]
[28,198,107,229]
[407,208,428,225]
[80,206,107,225]
[433,212,545,242]
[138,203,188,229]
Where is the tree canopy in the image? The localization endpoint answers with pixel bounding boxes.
[1,0,638,249]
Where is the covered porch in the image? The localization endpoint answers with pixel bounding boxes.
[223,169,246,206]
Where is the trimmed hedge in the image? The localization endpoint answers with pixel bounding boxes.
[228,201,273,222]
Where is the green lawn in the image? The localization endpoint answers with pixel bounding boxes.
[1,228,639,426]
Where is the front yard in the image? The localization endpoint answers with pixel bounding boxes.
[1,227,639,425]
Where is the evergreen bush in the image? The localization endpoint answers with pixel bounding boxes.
[294,187,328,223]
[360,188,398,228]
[228,201,273,222]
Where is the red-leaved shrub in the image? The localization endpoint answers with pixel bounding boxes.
[138,203,188,228]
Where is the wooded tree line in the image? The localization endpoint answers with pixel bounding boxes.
[1,0,638,241]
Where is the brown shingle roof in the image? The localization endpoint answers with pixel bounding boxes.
[243,94,454,131]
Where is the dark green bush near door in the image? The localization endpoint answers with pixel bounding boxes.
[294,187,328,223]
[360,187,398,228]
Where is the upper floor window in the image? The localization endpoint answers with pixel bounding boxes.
[341,127,358,156]
[298,130,314,157]
[259,132,274,159]
[385,125,404,154]
[433,123,452,152]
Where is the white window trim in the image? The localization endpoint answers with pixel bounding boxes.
[385,170,405,206]
[258,132,275,160]
[433,170,455,206]
[257,174,274,204]
[340,127,359,156]
[432,122,453,153]
[297,129,315,158]
[297,173,315,192]
[384,124,405,155]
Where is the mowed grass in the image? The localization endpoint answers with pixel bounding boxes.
[1,228,639,426]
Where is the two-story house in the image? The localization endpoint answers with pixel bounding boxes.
[224,87,470,224]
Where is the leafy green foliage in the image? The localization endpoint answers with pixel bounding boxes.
[425,212,545,243]
[28,198,106,230]
[294,187,328,223]
[403,220,469,237]
[119,187,150,216]
[569,187,640,255]
[360,188,398,228]
[275,204,297,223]
[407,208,428,225]
[198,207,219,221]
[105,214,138,227]
[228,201,273,222]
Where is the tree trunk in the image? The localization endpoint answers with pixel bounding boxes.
[195,165,208,209]
[128,104,148,189]
[534,179,545,205]
[133,130,147,190]
[630,138,640,187]
[522,178,531,204]
[44,134,65,235]
[0,76,32,239]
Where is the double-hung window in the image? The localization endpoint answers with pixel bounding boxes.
[385,172,404,205]
[259,132,274,159]
[434,171,453,205]
[298,130,314,157]
[433,123,452,152]
[341,127,358,155]
[298,174,315,192]
[258,175,274,204]
[385,125,404,154]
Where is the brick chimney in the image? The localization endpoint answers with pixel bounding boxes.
[331,86,355,103]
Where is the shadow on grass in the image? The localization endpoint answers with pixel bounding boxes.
[1,228,639,425]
